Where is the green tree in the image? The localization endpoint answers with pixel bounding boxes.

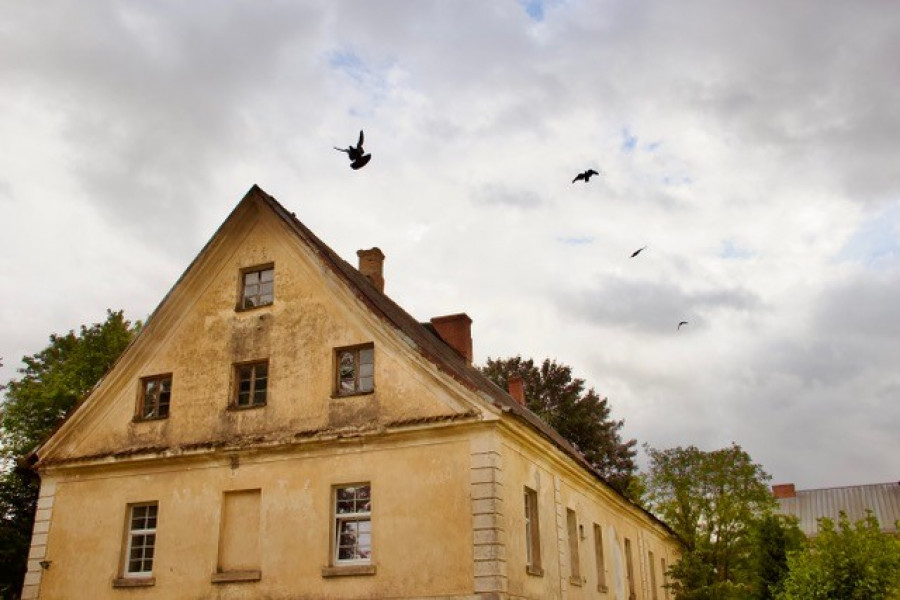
[643,443,777,599]
[747,513,805,600]
[777,511,900,600]
[480,356,637,495]
[0,310,138,599]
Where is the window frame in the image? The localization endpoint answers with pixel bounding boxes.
[333,344,375,397]
[649,550,659,600]
[122,502,158,579]
[625,537,636,600]
[524,486,543,576]
[237,264,274,311]
[332,483,373,566]
[566,508,582,584]
[135,374,172,421]
[231,360,269,409]
[593,523,608,592]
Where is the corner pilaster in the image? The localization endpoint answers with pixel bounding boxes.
[470,432,507,597]
[21,477,57,600]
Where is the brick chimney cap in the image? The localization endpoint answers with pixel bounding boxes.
[357,247,384,258]
[430,312,472,325]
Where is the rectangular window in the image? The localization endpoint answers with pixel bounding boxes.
[335,344,374,396]
[215,490,261,580]
[240,265,274,309]
[625,537,636,600]
[334,484,372,564]
[593,523,607,591]
[649,550,659,600]
[233,361,268,408]
[524,487,542,575]
[124,503,158,577]
[137,375,171,420]
[662,557,670,600]
[567,509,581,583]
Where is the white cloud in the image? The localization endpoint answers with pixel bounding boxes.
[1,0,898,489]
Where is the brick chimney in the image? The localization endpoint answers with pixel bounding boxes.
[430,313,473,364]
[772,483,796,499]
[508,376,526,406]
[357,247,385,293]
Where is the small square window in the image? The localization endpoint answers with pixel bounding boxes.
[240,265,274,310]
[137,375,171,420]
[335,344,374,396]
[124,503,158,577]
[333,484,372,564]
[233,361,268,408]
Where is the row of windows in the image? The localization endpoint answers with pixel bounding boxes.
[524,486,669,599]
[118,484,371,584]
[136,344,374,421]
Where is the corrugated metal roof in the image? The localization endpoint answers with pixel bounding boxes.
[776,482,900,536]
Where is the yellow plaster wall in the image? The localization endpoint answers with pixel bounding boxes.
[500,429,680,600]
[48,201,471,462]
[38,435,473,599]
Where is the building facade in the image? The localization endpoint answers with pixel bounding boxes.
[23,185,680,599]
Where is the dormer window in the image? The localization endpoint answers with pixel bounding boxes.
[240,265,274,310]
[335,344,374,396]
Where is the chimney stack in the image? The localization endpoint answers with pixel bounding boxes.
[430,313,473,364]
[508,376,526,406]
[772,483,796,499]
[357,247,385,293]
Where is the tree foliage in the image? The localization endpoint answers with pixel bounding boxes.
[480,356,637,495]
[777,511,900,600]
[643,443,778,599]
[0,310,138,599]
[1,310,139,458]
[747,514,806,600]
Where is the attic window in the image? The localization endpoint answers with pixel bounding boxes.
[240,265,274,310]
[137,375,171,421]
[233,361,268,408]
[335,344,374,396]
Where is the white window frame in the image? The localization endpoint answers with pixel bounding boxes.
[124,503,158,578]
[333,484,372,565]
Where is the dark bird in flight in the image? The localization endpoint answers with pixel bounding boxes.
[334,130,371,169]
[572,169,600,183]
[630,246,647,258]
[677,321,689,330]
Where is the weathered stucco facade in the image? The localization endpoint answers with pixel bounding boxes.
[24,185,680,599]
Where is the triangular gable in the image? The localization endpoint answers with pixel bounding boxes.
[36,186,495,464]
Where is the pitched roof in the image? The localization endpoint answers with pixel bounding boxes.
[776,481,900,536]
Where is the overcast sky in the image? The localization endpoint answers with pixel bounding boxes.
[2,1,898,490]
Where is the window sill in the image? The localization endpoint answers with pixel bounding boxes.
[330,390,375,400]
[569,575,584,586]
[526,565,544,577]
[112,576,155,588]
[235,302,274,313]
[321,564,376,578]
[132,416,169,423]
[226,403,267,412]
[598,584,609,593]
[211,570,261,584]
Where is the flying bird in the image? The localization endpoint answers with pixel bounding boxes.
[630,246,647,258]
[334,130,372,170]
[572,169,600,183]
[677,321,689,330]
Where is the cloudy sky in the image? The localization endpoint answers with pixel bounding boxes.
[2,1,898,490]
